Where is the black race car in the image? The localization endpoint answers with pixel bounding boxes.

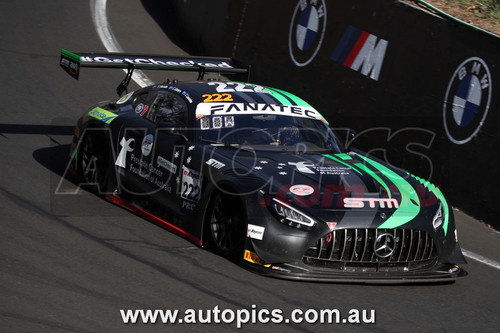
[60,50,467,283]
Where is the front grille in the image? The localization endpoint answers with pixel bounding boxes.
[303,229,438,272]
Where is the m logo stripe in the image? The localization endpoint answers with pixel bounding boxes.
[331,25,388,81]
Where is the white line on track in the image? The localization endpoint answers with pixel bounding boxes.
[90,0,152,88]
[90,0,500,273]
[462,249,500,270]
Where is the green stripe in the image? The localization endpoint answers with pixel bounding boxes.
[409,174,450,236]
[336,153,353,161]
[266,87,329,124]
[263,87,292,106]
[61,49,81,62]
[354,162,392,199]
[356,155,421,229]
[265,87,312,107]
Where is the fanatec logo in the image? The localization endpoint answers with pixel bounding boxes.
[373,233,395,259]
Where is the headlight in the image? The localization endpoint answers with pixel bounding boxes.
[432,203,443,231]
[270,198,316,230]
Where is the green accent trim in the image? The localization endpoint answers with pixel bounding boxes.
[409,173,450,236]
[357,155,421,229]
[323,154,363,175]
[336,153,353,161]
[354,162,392,199]
[266,87,312,107]
[88,107,118,124]
[61,49,81,62]
[263,87,292,106]
[265,87,330,125]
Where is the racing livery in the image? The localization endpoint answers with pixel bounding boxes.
[61,50,467,283]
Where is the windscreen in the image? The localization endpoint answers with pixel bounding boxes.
[196,107,343,154]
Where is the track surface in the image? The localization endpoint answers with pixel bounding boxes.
[1,1,500,332]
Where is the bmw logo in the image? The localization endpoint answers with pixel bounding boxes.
[288,0,327,67]
[443,57,492,144]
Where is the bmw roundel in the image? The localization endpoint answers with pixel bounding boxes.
[288,0,327,67]
[443,57,492,144]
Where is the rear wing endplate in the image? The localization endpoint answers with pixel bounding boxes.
[59,49,250,95]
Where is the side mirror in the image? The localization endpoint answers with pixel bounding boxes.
[331,127,357,149]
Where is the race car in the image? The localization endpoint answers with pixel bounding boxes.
[60,49,467,283]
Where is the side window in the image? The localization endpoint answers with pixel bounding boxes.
[147,92,188,127]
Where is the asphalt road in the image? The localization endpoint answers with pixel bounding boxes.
[1,1,500,332]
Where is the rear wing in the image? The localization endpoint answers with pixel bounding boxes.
[59,49,249,95]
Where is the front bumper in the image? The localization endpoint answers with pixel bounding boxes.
[242,255,467,284]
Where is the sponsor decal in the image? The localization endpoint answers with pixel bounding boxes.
[141,134,154,157]
[135,103,149,116]
[80,55,236,70]
[326,222,337,231]
[115,137,135,168]
[202,93,234,103]
[155,85,194,103]
[117,91,134,104]
[331,25,388,81]
[343,197,399,209]
[157,156,177,174]
[196,103,323,121]
[288,161,351,175]
[443,57,492,144]
[60,52,80,79]
[247,224,265,240]
[206,158,226,169]
[181,166,203,202]
[289,184,315,196]
[243,250,270,267]
[289,0,327,67]
[182,200,196,211]
[129,153,171,192]
[200,115,235,130]
[88,108,118,124]
[207,81,269,94]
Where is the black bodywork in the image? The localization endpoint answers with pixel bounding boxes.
[63,51,467,283]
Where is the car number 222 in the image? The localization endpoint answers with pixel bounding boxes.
[181,166,202,202]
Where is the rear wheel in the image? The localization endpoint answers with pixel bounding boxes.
[77,129,113,194]
[209,193,246,260]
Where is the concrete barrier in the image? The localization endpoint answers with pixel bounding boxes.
[171,0,500,227]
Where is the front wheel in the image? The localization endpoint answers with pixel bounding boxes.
[209,193,246,260]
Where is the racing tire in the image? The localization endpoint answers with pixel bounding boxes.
[209,193,246,260]
[77,128,114,194]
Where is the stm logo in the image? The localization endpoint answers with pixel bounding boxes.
[288,0,327,67]
[343,197,399,209]
[331,25,388,81]
[443,57,492,144]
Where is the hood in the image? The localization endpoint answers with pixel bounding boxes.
[212,148,447,231]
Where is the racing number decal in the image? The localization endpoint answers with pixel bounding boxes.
[202,93,234,103]
[181,166,202,202]
[208,82,266,93]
